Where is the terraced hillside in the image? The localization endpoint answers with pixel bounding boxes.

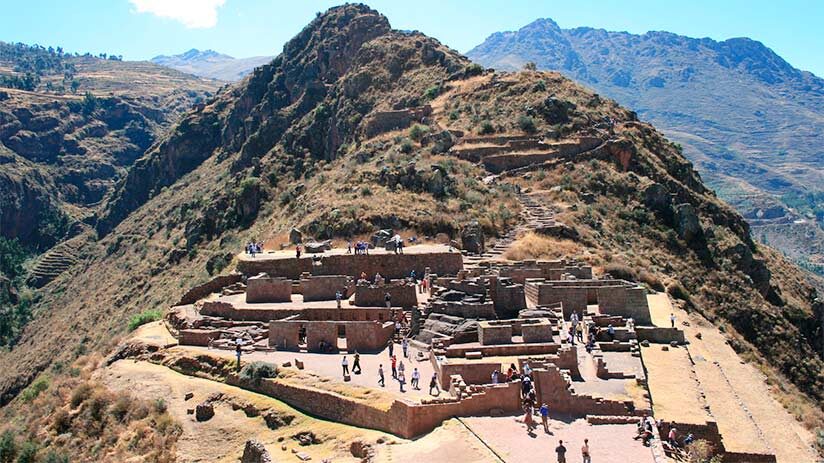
[0,5,821,461]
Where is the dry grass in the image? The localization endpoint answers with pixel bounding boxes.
[504,232,582,261]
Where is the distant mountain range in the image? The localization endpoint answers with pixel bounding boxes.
[468,19,824,275]
[151,48,273,81]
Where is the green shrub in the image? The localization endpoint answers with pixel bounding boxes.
[399,139,413,154]
[409,124,429,141]
[239,361,279,385]
[464,63,484,76]
[667,282,691,302]
[43,451,69,463]
[518,114,537,133]
[0,430,17,463]
[532,79,546,92]
[127,309,163,332]
[479,120,494,135]
[20,377,48,402]
[16,441,37,463]
[423,85,441,100]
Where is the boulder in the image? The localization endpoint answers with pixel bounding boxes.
[643,183,671,213]
[241,440,273,463]
[290,228,303,244]
[674,203,702,243]
[304,240,332,253]
[195,402,214,421]
[461,221,485,254]
[421,130,455,154]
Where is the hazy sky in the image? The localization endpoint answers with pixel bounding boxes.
[2,0,822,76]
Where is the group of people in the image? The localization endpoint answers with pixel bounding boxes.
[348,240,371,255]
[338,338,440,395]
[553,439,592,463]
[245,241,264,257]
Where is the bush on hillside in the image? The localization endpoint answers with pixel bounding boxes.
[604,263,637,282]
[239,361,279,385]
[479,120,494,134]
[518,114,537,133]
[126,310,162,332]
[409,124,429,141]
[19,377,49,402]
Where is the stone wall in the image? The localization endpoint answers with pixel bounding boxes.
[306,323,339,353]
[532,364,639,416]
[596,286,651,324]
[530,284,588,317]
[246,274,292,303]
[345,322,394,353]
[354,282,417,307]
[363,105,432,138]
[492,280,526,318]
[428,300,497,319]
[179,328,222,346]
[177,273,243,306]
[634,327,685,344]
[200,301,300,322]
[268,321,300,350]
[237,250,462,281]
[300,275,352,301]
[478,322,512,345]
[521,321,554,343]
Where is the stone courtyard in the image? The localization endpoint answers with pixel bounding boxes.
[156,235,803,462]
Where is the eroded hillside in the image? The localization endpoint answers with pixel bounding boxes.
[0,4,822,460]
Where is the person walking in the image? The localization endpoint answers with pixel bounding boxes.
[398,370,406,392]
[335,290,342,309]
[234,338,243,372]
[402,337,409,358]
[387,339,394,357]
[391,355,398,379]
[296,244,302,259]
[429,372,440,395]
[670,313,676,328]
[385,292,392,309]
[411,368,420,389]
[555,440,567,463]
[398,360,405,378]
[540,402,550,433]
[581,438,591,463]
[378,364,385,387]
[352,352,361,374]
[341,355,349,376]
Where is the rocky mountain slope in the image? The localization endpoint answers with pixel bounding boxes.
[0,43,219,251]
[0,5,822,459]
[467,19,824,277]
[152,49,274,81]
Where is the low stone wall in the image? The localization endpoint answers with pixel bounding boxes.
[179,328,222,346]
[177,273,243,306]
[354,282,417,307]
[596,286,651,324]
[428,300,497,319]
[200,301,300,322]
[478,322,512,345]
[246,274,292,303]
[363,105,432,138]
[445,342,560,358]
[635,326,685,344]
[237,250,462,281]
[269,319,394,353]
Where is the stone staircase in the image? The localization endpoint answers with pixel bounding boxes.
[27,237,85,288]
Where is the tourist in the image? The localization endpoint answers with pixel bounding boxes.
[347,241,352,254]
[581,438,591,463]
[384,292,391,309]
[391,355,398,378]
[524,402,535,431]
[606,324,615,341]
[567,327,575,345]
[378,364,385,387]
[388,339,394,357]
[571,311,579,332]
[398,369,406,392]
[296,244,302,259]
[555,440,567,463]
[234,338,242,372]
[335,290,342,309]
[521,375,532,396]
[410,269,416,283]
[375,272,383,285]
[341,355,349,376]
[523,362,533,378]
[670,313,676,328]
[667,427,678,448]
[540,403,550,433]
[402,337,409,358]
[627,316,635,331]
[429,372,440,395]
[398,360,406,377]
[491,370,499,384]
[353,352,362,374]
[411,367,420,389]
[395,320,401,337]
[397,239,404,254]
[576,322,584,342]
[684,433,695,446]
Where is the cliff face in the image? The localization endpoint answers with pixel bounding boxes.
[468,19,824,279]
[0,3,821,432]
[0,51,218,250]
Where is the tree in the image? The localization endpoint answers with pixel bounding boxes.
[70,79,80,93]
[523,61,537,71]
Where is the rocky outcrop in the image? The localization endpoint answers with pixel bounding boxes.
[241,440,272,463]
[461,221,485,254]
[674,203,702,243]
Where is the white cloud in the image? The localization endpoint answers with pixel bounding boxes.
[129,0,226,29]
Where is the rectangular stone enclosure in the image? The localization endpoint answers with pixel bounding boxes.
[246,274,292,303]
[478,321,513,345]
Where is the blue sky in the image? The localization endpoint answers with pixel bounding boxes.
[2,0,822,76]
